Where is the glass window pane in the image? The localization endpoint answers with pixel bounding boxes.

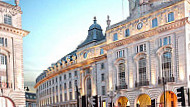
[152,18,158,28]
[125,29,130,37]
[113,33,118,41]
[163,37,168,45]
[168,12,174,22]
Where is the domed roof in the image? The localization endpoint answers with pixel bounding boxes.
[89,17,102,30]
[77,17,105,49]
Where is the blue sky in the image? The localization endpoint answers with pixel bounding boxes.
[4,0,129,91]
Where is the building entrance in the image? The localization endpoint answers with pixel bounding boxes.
[0,97,15,107]
[136,94,151,107]
[159,91,177,107]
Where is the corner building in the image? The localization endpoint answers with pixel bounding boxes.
[0,0,29,107]
[35,0,190,106]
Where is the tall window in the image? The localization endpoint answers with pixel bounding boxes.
[64,83,67,89]
[101,63,104,69]
[69,92,72,100]
[125,29,130,37]
[139,58,146,82]
[69,73,72,78]
[102,86,106,95]
[64,93,67,101]
[74,71,77,76]
[69,81,72,88]
[162,52,172,78]
[168,12,174,22]
[86,78,91,97]
[152,18,158,28]
[64,74,66,80]
[113,33,118,41]
[74,80,77,86]
[118,63,125,86]
[101,73,105,81]
[4,14,12,25]
[0,54,6,65]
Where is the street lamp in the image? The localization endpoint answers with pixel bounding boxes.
[162,77,166,107]
[76,85,81,107]
[24,86,29,92]
[108,90,116,107]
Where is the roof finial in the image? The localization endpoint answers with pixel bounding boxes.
[15,0,20,6]
[107,15,111,27]
[93,16,97,24]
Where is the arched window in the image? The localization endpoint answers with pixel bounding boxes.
[162,52,172,78]
[139,58,146,82]
[118,63,125,86]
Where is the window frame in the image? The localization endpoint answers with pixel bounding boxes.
[168,12,174,22]
[113,33,118,41]
[152,18,158,28]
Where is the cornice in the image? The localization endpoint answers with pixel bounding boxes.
[103,17,187,51]
[0,2,22,14]
[34,54,107,88]
[0,24,30,37]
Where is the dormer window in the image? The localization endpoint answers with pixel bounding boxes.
[125,29,130,37]
[4,14,12,25]
[83,52,88,59]
[100,49,104,55]
[152,18,158,28]
[168,12,174,22]
[113,33,118,41]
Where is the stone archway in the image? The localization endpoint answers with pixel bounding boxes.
[159,91,177,107]
[116,96,130,107]
[0,96,15,107]
[136,94,151,107]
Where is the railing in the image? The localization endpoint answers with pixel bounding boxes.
[158,76,175,84]
[135,80,149,87]
[115,84,128,90]
[0,82,12,88]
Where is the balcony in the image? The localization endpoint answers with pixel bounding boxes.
[115,84,128,90]
[0,82,12,89]
[135,80,149,87]
[158,76,175,84]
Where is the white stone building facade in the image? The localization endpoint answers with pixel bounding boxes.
[35,0,190,107]
[0,0,29,107]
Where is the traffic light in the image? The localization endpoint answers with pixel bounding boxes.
[177,87,185,106]
[151,99,155,107]
[92,95,98,107]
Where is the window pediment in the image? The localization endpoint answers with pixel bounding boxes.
[134,52,146,61]
[156,45,172,55]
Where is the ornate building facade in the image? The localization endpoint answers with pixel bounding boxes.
[35,0,190,107]
[0,0,29,107]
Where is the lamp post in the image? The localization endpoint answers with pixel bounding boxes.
[108,90,116,107]
[24,86,29,92]
[162,77,166,107]
[76,85,81,107]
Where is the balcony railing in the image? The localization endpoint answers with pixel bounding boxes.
[115,84,128,90]
[135,80,149,87]
[158,76,175,84]
[0,82,12,88]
